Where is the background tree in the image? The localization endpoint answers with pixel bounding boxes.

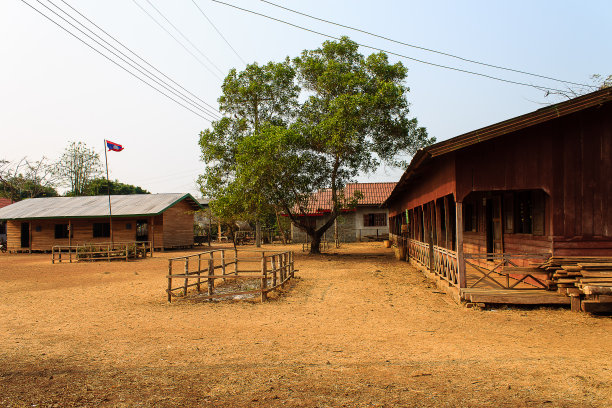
[545,73,612,100]
[0,157,58,201]
[83,178,150,195]
[199,37,433,253]
[54,141,103,196]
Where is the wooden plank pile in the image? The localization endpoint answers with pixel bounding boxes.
[538,257,612,313]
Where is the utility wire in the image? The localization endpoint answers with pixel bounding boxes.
[131,0,223,81]
[56,0,220,118]
[191,0,247,66]
[20,0,214,122]
[142,0,225,77]
[40,0,219,121]
[212,0,568,94]
[260,0,593,89]
[59,0,221,116]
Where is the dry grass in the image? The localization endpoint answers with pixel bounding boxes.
[0,242,610,407]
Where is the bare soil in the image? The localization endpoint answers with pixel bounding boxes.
[0,242,610,407]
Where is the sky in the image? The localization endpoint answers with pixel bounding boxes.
[1,0,611,197]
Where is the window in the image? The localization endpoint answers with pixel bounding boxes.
[93,222,110,238]
[514,192,533,234]
[125,223,132,230]
[363,213,387,227]
[464,203,477,232]
[0,222,6,235]
[54,224,69,239]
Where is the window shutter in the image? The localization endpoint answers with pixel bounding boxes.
[532,191,545,236]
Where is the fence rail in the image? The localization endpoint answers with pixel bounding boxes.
[408,239,430,268]
[167,249,295,302]
[433,245,459,286]
[52,241,152,263]
[464,252,551,289]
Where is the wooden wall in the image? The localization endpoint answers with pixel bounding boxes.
[162,199,194,248]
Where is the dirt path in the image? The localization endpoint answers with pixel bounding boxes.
[0,243,610,407]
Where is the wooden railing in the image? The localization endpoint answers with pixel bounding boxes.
[167,249,295,303]
[464,252,551,289]
[433,245,459,286]
[408,239,430,268]
[52,241,152,263]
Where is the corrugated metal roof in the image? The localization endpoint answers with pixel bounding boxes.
[296,182,397,215]
[0,193,202,220]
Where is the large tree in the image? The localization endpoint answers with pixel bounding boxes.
[54,141,103,196]
[199,37,433,253]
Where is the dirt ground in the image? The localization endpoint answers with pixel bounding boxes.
[0,242,610,407]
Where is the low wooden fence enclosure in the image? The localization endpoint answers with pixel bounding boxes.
[167,249,295,303]
[52,241,153,263]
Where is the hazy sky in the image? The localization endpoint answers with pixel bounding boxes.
[1,0,611,197]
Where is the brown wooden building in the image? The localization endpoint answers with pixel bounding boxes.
[384,88,612,298]
[0,193,202,252]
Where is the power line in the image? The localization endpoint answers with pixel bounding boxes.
[20,0,215,122]
[131,0,223,81]
[260,0,593,89]
[190,0,247,66]
[53,0,219,119]
[142,0,225,77]
[212,0,569,94]
[58,0,221,117]
[41,0,219,121]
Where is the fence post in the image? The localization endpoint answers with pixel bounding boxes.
[289,251,294,277]
[183,259,189,296]
[271,255,277,288]
[208,252,214,297]
[234,248,238,275]
[167,259,173,303]
[261,254,268,302]
[221,249,226,282]
[125,244,129,262]
[197,254,202,292]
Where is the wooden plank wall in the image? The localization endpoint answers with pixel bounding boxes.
[162,199,194,248]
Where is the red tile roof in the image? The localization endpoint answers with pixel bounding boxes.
[0,198,13,209]
[295,182,397,216]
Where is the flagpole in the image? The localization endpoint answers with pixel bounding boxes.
[103,139,114,247]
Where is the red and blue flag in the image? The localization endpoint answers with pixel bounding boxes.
[106,140,124,152]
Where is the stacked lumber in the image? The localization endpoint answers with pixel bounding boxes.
[537,257,612,312]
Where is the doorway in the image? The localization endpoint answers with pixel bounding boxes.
[485,196,503,254]
[21,222,30,248]
[136,220,148,242]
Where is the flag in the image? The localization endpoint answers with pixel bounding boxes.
[106,140,124,152]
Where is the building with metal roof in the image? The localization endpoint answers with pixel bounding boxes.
[0,193,202,252]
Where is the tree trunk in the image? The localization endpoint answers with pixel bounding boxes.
[309,231,323,254]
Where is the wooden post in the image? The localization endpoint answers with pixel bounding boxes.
[150,216,155,255]
[125,243,128,262]
[456,200,467,288]
[261,254,268,302]
[427,204,434,273]
[218,221,222,243]
[290,251,294,277]
[183,259,189,296]
[197,254,202,292]
[234,248,238,275]
[256,220,262,248]
[208,252,214,297]
[167,259,173,303]
[221,249,226,282]
[271,254,277,288]
[51,246,55,264]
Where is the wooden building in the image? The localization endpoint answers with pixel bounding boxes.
[384,88,612,304]
[290,182,396,243]
[0,198,13,245]
[0,193,202,252]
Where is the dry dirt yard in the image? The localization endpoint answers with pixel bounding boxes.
[0,242,610,407]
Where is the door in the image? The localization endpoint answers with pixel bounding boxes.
[136,220,148,242]
[21,222,30,248]
[485,196,503,254]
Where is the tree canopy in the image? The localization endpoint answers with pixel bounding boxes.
[83,178,150,196]
[199,37,433,253]
[55,141,103,196]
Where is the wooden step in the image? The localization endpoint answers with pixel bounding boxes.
[461,289,570,305]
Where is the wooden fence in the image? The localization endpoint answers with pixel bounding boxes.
[52,241,152,263]
[167,249,295,303]
[464,252,551,289]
